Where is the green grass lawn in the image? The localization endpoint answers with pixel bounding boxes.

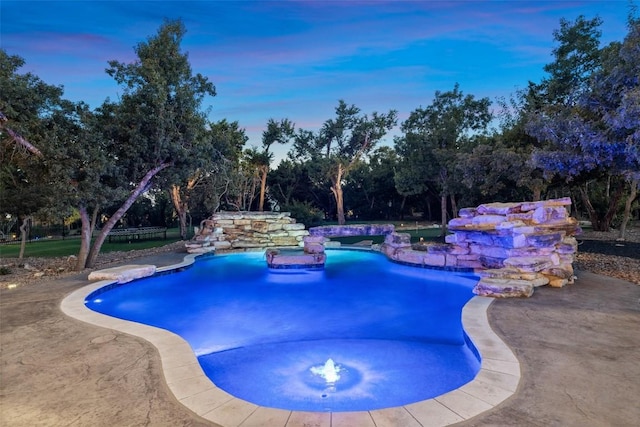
[0,228,183,258]
[0,222,444,259]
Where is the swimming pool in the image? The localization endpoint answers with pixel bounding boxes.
[85,250,481,412]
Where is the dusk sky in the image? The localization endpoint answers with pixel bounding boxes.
[1,1,631,160]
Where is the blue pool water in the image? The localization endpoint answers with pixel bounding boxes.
[86,250,481,412]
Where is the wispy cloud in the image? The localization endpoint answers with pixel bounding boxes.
[1,0,630,150]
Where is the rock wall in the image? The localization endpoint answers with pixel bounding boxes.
[189,199,580,298]
[186,211,308,253]
[380,197,581,297]
[309,224,396,237]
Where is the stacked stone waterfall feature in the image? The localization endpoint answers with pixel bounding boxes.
[331,198,578,298]
[381,198,579,297]
[186,211,308,253]
[448,197,580,297]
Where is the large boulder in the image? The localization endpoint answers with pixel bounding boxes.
[473,278,534,298]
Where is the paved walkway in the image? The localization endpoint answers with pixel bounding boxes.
[1,250,639,426]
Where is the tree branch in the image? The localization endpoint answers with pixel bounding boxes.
[0,111,43,157]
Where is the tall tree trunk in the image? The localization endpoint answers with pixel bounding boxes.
[243,174,259,211]
[450,194,458,218]
[618,178,639,241]
[331,164,346,225]
[578,181,624,232]
[532,186,542,202]
[170,173,200,240]
[579,185,603,230]
[440,193,447,236]
[84,162,171,268]
[569,188,579,218]
[76,206,92,271]
[76,205,100,271]
[170,185,188,240]
[258,166,268,211]
[439,168,449,236]
[334,184,345,225]
[274,183,292,207]
[18,217,30,259]
[90,205,99,233]
[602,183,625,232]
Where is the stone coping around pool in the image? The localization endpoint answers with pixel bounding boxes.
[61,252,521,427]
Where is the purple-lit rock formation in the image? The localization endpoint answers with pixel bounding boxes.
[380,197,580,297]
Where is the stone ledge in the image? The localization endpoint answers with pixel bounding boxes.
[474,278,534,298]
[309,224,395,237]
[88,264,156,284]
[265,249,326,269]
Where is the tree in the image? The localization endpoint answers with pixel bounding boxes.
[580,16,640,237]
[343,146,403,219]
[394,131,432,218]
[292,100,397,224]
[0,113,42,157]
[235,119,293,213]
[0,50,79,258]
[543,16,603,103]
[240,119,296,212]
[395,84,492,234]
[456,134,525,204]
[491,90,551,202]
[165,119,244,239]
[269,159,314,208]
[208,119,246,164]
[78,20,216,267]
[257,118,295,211]
[0,52,46,158]
[194,157,240,215]
[526,14,639,232]
[190,119,248,217]
[240,146,268,211]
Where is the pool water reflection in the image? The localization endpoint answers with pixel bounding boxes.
[86,250,481,412]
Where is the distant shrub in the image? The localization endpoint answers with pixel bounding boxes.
[283,201,324,227]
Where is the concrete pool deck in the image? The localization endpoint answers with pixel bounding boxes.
[1,250,639,426]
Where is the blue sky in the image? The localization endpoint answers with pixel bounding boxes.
[1,0,630,160]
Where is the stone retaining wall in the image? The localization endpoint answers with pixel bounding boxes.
[186,211,308,253]
[308,224,396,237]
